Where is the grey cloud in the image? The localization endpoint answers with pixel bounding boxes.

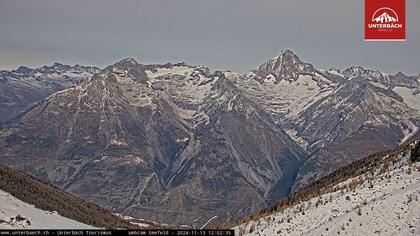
[0,0,419,74]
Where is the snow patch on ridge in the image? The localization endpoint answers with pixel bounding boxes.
[230,74,335,122]
[393,86,420,111]
[145,66,194,79]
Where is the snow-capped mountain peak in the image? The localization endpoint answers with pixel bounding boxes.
[15,66,33,74]
[116,57,139,67]
[254,49,314,81]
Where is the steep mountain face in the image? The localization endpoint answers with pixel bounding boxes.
[0,58,307,226]
[253,49,315,82]
[292,76,419,188]
[228,50,420,190]
[0,63,100,128]
[291,69,419,189]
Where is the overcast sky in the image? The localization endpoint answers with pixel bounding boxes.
[0,0,419,74]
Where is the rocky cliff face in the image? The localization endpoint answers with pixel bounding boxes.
[0,50,418,226]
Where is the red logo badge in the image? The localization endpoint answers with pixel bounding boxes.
[365,0,406,41]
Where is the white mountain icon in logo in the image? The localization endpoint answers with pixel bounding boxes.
[372,7,399,23]
[373,12,397,23]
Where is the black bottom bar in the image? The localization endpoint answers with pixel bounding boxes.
[0,230,234,236]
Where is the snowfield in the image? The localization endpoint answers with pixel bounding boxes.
[0,190,96,229]
[393,86,420,112]
[235,160,420,235]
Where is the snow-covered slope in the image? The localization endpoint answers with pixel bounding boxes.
[0,163,140,229]
[0,190,95,229]
[235,140,420,236]
[393,86,420,111]
[229,50,336,126]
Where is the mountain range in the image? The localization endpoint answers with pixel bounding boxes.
[0,63,100,128]
[0,50,419,227]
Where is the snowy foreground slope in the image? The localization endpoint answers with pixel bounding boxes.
[0,190,96,229]
[235,141,420,236]
[0,163,137,229]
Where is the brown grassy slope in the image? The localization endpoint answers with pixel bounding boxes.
[221,137,420,229]
[0,163,140,229]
